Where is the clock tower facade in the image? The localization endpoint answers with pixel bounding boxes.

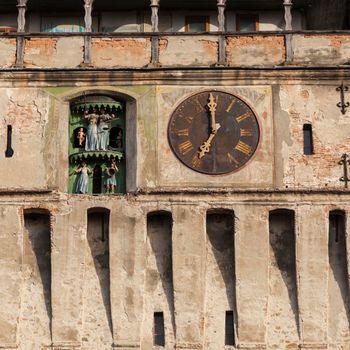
[0,1,349,350]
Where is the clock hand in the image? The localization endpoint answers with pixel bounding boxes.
[198,123,221,159]
[207,93,218,133]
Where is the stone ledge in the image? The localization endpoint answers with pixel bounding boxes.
[175,343,203,349]
[0,344,18,349]
[112,342,139,349]
[237,343,266,349]
[50,342,81,350]
[299,344,328,349]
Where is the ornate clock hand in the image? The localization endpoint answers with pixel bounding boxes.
[207,93,218,133]
[198,123,221,159]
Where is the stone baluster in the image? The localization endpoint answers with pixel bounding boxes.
[217,0,227,66]
[83,0,94,65]
[283,0,294,63]
[217,0,226,31]
[17,0,27,32]
[15,0,28,65]
[284,0,293,30]
[150,0,160,66]
[151,0,160,32]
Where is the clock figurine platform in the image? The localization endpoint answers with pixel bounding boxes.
[168,91,260,175]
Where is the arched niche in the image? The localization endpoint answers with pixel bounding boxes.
[67,91,137,194]
[268,208,299,346]
[84,208,113,344]
[145,210,175,348]
[22,208,52,347]
[205,209,237,348]
[328,209,350,340]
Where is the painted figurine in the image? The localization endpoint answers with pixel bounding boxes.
[98,108,115,151]
[77,127,86,146]
[75,162,91,194]
[105,159,118,193]
[84,108,99,151]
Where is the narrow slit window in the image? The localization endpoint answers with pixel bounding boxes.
[303,124,314,155]
[154,312,165,347]
[225,311,235,346]
[5,125,14,158]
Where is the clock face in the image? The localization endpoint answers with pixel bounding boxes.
[168,91,260,175]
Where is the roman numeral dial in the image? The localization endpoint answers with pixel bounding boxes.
[168,91,260,175]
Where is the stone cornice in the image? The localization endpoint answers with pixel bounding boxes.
[0,67,350,86]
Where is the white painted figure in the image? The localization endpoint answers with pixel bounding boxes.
[105,159,118,193]
[98,108,114,151]
[84,108,99,151]
[75,162,91,194]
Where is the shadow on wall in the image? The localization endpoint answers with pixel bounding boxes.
[328,210,350,332]
[269,209,300,339]
[206,211,236,313]
[147,211,176,340]
[87,208,113,335]
[23,210,52,341]
[206,210,237,346]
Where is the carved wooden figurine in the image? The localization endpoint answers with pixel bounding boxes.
[77,127,86,146]
[105,159,118,193]
[84,108,99,151]
[75,162,92,194]
[98,108,115,151]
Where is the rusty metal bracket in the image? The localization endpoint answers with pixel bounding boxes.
[336,83,349,115]
[339,153,350,188]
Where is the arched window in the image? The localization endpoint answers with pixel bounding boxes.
[69,94,128,194]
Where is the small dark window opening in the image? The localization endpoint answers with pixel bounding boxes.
[93,165,102,194]
[5,125,14,158]
[185,16,209,32]
[225,311,235,346]
[73,127,87,149]
[329,211,345,243]
[236,14,258,32]
[154,312,165,347]
[109,127,123,149]
[303,124,314,155]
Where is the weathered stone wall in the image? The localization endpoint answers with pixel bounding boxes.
[205,212,236,349]
[1,82,349,191]
[276,84,350,189]
[0,41,350,349]
[1,33,350,69]
[20,212,51,350]
[268,210,299,349]
[24,37,84,69]
[91,38,151,68]
[0,194,349,350]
